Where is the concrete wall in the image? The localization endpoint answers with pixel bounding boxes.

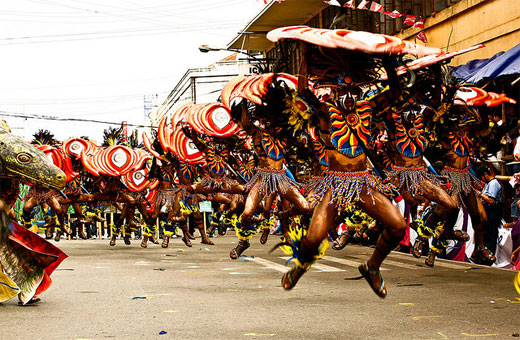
[397,0,520,66]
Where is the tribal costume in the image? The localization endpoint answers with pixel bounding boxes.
[198,175,237,191]
[302,175,324,195]
[281,98,404,277]
[376,108,467,267]
[441,166,482,203]
[139,161,177,247]
[261,24,429,296]
[244,168,300,196]
[385,111,441,196]
[25,186,56,206]
[229,102,311,259]
[385,165,440,198]
[310,169,393,212]
[191,143,243,196]
[0,124,68,305]
[303,128,329,195]
[278,93,407,298]
[441,129,480,199]
[438,125,495,265]
[441,128,482,202]
[155,188,177,209]
[237,154,255,182]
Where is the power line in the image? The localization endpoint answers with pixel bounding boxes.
[0,23,240,45]
[6,0,245,26]
[0,77,176,91]
[0,110,156,128]
[0,93,160,105]
[19,0,244,17]
[24,0,171,27]
[0,22,238,41]
[0,82,229,125]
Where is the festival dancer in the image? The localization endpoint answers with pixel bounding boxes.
[140,157,178,248]
[141,155,198,248]
[22,130,77,239]
[216,149,255,236]
[425,81,516,265]
[189,136,245,196]
[57,129,156,246]
[205,143,256,237]
[0,122,67,305]
[266,25,443,297]
[183,122,256,246]
[52,137,98,241]
[436,106,496,265]
[301,127,328,199]
[179,137,231,246]
[228,99,311,259]
[170,159,200,247]
[383,106,469,266]
[145,101,246,246]
[281,87,405,298]
[143,128,202,248]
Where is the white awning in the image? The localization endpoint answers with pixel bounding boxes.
[227,0,326,51]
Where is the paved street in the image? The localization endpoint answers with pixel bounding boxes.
[1,234,519,340]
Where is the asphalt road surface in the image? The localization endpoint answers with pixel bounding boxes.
[1,234,519,340]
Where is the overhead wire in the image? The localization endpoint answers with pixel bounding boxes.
[46,0,244,16]
[0,110,153,128]
[0,86,225,121]
[0,92,169,105]
[0,0,263,132]
[0,76,179,91]
[0,22,243,45]
[0,30,232,45]
[0,0,262,45]
[10,0,245,25]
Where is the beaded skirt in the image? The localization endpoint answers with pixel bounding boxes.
[244,168,300,196]
[385,165,440,197]
[309,169,394,213]
[441,166,482,204]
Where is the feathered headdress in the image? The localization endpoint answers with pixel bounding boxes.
[32,129,58,146]
[102,127,123,146]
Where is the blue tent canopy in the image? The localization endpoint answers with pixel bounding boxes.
[450,43,520,84]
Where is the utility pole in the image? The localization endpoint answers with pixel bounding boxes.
[144,94,159,124]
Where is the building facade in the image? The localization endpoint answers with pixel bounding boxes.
[149,55,256,126]
[150,0,519,126]
[227,0,519,71]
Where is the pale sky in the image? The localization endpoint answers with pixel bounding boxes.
[0,0,265,143]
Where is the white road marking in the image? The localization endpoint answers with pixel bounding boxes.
[380,259,421,270]
[311,263,345,272]
[279,257,345,272]
[390,251,478,269]
[323,256,389,271]
[426,260,467,269]
[244,255,425,273]
[247,257,288,272]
